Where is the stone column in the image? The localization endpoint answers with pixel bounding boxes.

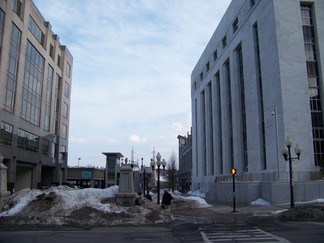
[115,164,137,206]
[0,154,10,207]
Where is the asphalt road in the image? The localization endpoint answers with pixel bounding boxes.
[1,207,324,243]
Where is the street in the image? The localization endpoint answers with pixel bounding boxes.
[1,219,324,243]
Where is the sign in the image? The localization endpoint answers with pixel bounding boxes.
[82,171,92,179]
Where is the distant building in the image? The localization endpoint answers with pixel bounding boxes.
[67,167,105,189]
[0,0,73,192]
[191,0,324,204]
[177,130,192,192]
[102,152,123,187]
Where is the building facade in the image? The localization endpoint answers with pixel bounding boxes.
[67,167,105,189]
[191,0,324,204]
[0,0,73,192]
[177,130,192,192]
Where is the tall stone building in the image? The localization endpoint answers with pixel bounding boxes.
[0,0,73,192]
[177,130,192,192]
[191,0,324,204]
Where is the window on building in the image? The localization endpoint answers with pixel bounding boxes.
[28,16,45,47]
[233,17,239,33]
[64,81,70,98]
[17,129,39,152]
[0,122,13,146]
[13,0,22,19]
[49,44,54,59]
[200,71,203,81]
[5,23,21,113]
[63,102,68,118]
[21,41,45,126]
[253,22,267,170]
[236,43,248,172]
[206,62,210,72]
[301,3,324,166]
[222,35,227,48]
[62,124,67,139]
[250,0,255,8]
[57,54,61,69]
[213,49,218,61]
[0,9,5,53]
[44,65,54,131]
[42,138,49,155]
[65,61,71,78]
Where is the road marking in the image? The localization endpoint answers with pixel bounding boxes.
[200,227,290,243]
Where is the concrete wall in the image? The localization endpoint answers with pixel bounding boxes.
[207,180,324,205]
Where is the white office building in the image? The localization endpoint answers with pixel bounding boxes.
[191,0,324,204]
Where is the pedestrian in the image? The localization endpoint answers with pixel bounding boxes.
[145,190,152,201]
[161,190,173,211]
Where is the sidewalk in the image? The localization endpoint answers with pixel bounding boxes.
[207,203,289,215]
[171,203,289,219]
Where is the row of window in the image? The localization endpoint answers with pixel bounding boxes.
[301,3,324,167]
[1,19,71,130]
[195,0,257,88]
[0,121,68,155]
[9,0,71,74]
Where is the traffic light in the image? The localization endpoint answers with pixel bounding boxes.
[231,168,237,175]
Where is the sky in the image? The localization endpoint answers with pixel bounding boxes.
[33,0,231,168]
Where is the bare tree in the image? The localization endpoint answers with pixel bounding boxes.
[164,152,178,192]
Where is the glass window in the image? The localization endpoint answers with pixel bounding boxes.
[233,17,238,33]
[64,81,70,98]
[5,24,21,112]
[63,102,68,118]
[0,122,13,146]
[213,50,218,61]
[222,36,227,48]
[13,0,22,19]
[17,129,39,152]
[65,61,71,78]
[62,124,67,139]
[28,16,45,47]
[21,41,44,125]
[42,138,49,155]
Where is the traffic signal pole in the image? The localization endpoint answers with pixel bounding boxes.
[231,168,237,212]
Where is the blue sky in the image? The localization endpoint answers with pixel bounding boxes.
[33,0,231,168]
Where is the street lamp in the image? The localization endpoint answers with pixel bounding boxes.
[139,158,147,196]
[78,158,81,168]
[152,152,166,204]
[281,137,302,208]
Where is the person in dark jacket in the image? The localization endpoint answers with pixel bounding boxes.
[145,190,152,201]
[161,190,173,211]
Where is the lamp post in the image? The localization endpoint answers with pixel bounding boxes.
[78,158,81,168]
[281,137,302,208]
[140,158,146,196]
[152,152,166,204]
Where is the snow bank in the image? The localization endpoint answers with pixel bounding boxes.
[250,198,271,206]
[0,185,119,217]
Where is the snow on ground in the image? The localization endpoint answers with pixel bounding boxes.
[187,190,206,198]
[250,198,271,206]
[0,187,210,226]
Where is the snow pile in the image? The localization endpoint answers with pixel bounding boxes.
[0,186,210,226]
[187,190,206,198]
[250,198,271,206]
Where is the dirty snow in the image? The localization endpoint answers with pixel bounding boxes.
[0,186,210,226]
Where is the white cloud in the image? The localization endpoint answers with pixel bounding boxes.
[172,123,183,132]
[33,0,231,167]
[129,134,148,144]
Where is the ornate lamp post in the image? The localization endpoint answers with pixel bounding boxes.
[140,158,147,196]
[152,152,166,204]
[281,137,302,208]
